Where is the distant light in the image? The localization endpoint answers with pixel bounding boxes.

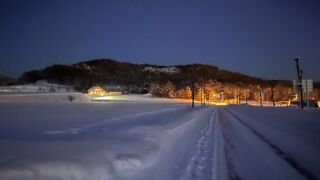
[210,102,229,106]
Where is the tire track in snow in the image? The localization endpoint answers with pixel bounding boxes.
[217,108,242,180]
[212,109,232,180]
[220,127,242,180]
[181,110,215,180]
[224,108,318,180]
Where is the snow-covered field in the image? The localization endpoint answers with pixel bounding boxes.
[0,81,74,93]
[0,93,90,103]
[0,93,319,180]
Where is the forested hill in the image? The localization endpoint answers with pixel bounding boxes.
[18,59,266,89]
[0,74,16,86]
[9,59,320,100]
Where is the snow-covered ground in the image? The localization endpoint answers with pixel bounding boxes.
[91,93,192,103]
[0,81,74,93]
[0,93,90,103]
[217,106,320,180]
[0,94,319,180]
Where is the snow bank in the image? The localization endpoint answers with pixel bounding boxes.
[0,93,90,103]
[0,81,74,93]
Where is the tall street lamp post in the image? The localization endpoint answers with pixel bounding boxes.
[294,57,304,109]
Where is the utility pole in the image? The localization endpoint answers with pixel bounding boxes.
[257,85,262,107]
[271,86,275,107]
[269,80,277,107]
[192,83,195,108]
[294,57,304,109]
[203,84,206,106]
[200,85,203,107]
[245,89,248,104]
[237,91,240,104]
[191,82,198,108]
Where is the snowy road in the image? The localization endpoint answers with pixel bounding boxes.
[0,100,320,180]
[218,106,320,180]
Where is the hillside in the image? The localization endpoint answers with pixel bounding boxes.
[18,59,265,88]
[16,59,320,101]
[0,74,16,86]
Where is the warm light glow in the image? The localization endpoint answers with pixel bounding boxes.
[87,86,106,96]
[93,95,120,101]
[209,102,229,106]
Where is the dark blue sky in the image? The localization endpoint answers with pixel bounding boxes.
[1,0,320,81]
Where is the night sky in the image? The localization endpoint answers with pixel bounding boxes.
[1,0,320,81]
